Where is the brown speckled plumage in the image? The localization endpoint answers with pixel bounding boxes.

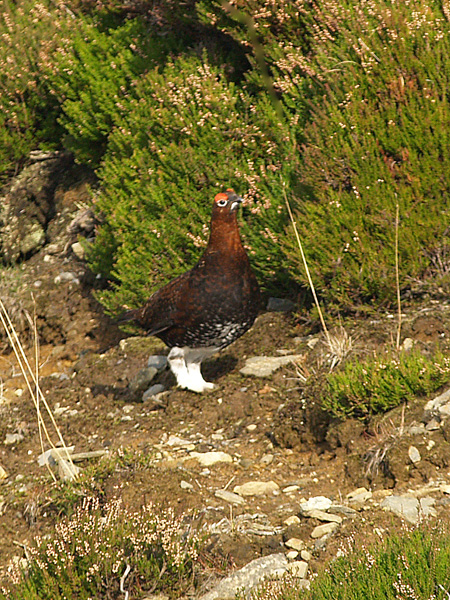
[120,189,260,392]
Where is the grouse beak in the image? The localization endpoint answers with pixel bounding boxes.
[230,195,243,212]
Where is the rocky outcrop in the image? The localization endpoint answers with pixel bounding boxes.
[0,151,73,263]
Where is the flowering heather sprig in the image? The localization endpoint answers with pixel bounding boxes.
[4,498,200,599]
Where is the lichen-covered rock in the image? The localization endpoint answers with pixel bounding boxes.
[0,151,72,263]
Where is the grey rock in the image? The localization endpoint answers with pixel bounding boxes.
[147,355,168,371]
[408,445,421,464]
[54,271,80,285]
[304,509,342,523]
[310,522,339,539]
[142,384,166,401]
[0,151,72,264]
[233,481,280,496]
[200,553,288,600]
[67,207,97,234]
[71,241,86,260]
[300,496,332,513]
[240,355,303,378]
[129,367,158,393]
[266,297,296,312]
[423,388,450,422]
[328,505,358,518]
[215,490,246,506]
[4,433,24,445]
[190,451,233,467]
[285,538,305,551]
[380,495,436,524]
[288,561,308,578]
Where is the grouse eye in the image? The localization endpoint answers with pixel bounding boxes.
[217,199,228,207]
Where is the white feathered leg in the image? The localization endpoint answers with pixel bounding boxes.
[168,346,218,393]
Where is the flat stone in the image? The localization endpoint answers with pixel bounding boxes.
[285,538,305,551]
[300,550,312,562]
[215,490,245,506]
[129,367,158,393]
[200,553,288,600]
[304,509,342,523]
[147,355,168,371]
[284,515,301,526]
[4,433,24,445]
[423,388,450,421]
[346,487,372,504]
[300,496,332,512]
[240,355,304,378]
[327,505,358,517]
[310,522,339,539]
[408,445,421,464]
[142,384,166,401]
[0,465,7,481]
[286,550,298,560]
[233,481,280,496]
[190,451,233,467]
[180,480,193,490]
[288,561,308,579]
[380,495,436,525]
[71,241,85,260]
[54,271,80,285]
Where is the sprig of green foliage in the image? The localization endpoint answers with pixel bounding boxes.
[322,349,450,421]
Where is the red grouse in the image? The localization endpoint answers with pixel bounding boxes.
[120,189,261,393]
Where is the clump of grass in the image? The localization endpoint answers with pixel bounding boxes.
[2,497,200,600]
[321,348,450,421]
[248,523,450,600]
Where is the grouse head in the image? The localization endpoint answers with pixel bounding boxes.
[211,189,242,221]
[207,189,246,255]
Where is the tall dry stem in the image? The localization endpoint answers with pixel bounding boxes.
[395,202,402,350]
[0,298,75,480]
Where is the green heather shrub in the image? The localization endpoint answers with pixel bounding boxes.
[0,0,72,179]
[321,349,450,421]
[89,53,298,314]
[46,17,181,167]
[2,498,200,600]
[283,0,450,308]
[247,523,450,600]
[199,1,450,308]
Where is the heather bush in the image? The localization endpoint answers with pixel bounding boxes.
[283,0,450,308]
[2,498,200,600]
[89,53,298,314]
[46,17,182,167]
[248,523,450,600]
[199,0,450,308]
[0,0,72,179]
[321,349,450,421]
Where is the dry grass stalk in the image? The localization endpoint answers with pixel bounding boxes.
[0,298,76,481]
[283,184,352,367]
[395,201,402,350]
[364,404,405,477]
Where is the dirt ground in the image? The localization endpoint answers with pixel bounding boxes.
[1,181,450,590]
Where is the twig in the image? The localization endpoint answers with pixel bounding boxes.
[0,299,76,478]
[120,563,131,600]
[283,185,332,348]
[394,202,402,350]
